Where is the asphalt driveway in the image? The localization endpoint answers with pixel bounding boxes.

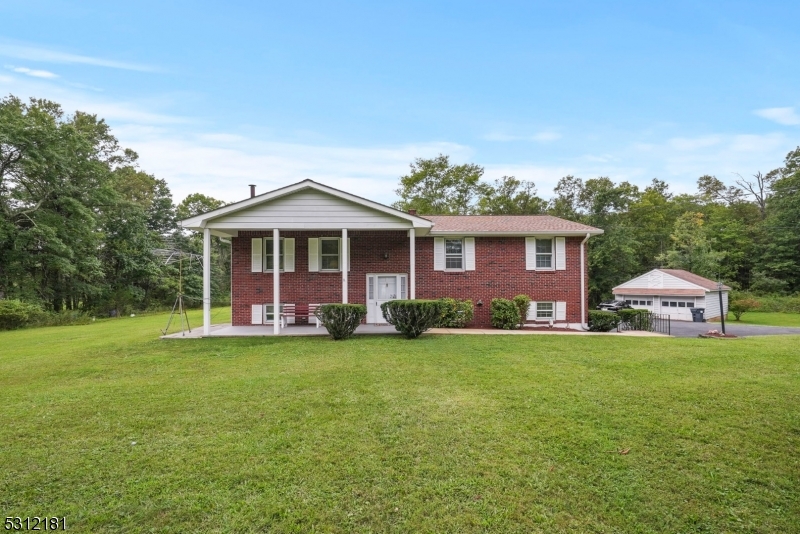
[669,320,800,338]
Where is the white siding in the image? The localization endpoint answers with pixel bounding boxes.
[704,291,728,320]
[207,190,412,230]
[615,269,704,291]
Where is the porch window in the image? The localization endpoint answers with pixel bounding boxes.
[264,238,284,271]
[536,238,553,269]
[445,239,463,270]
[265,304,283,323]
[536,302,554,319]
[320,238,340,271]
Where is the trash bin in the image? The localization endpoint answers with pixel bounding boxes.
[690,308,705,322]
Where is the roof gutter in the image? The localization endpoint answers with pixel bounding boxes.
[580,232,591,330]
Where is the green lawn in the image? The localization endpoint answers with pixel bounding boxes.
[727,311,800,327]
[2,310,799,533]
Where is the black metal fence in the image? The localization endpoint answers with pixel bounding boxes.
[617,312,671,335]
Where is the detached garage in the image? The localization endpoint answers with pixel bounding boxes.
[613,269,730,321]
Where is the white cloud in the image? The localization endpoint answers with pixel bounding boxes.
[484,131,562,142]
[0,42,155,72]
[754,107,800,126]
[114,125,472,205]
[7,65,58,79]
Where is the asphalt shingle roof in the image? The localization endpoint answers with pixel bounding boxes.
[422,215,602,234]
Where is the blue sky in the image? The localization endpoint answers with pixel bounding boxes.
[1,1,799,204]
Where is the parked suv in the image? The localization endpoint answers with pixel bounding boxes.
[596,300,632,312]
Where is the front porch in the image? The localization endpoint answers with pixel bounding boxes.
[161,322,401,338]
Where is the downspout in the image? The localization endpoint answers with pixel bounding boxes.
[580,232,591,330]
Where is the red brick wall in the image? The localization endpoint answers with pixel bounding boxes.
[232,231,589,327]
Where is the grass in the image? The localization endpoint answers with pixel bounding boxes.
[1,309,799,533]
[728,311,800,327]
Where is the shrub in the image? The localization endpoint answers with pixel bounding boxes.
[380,300,443,339]
[315,303,367,340]
[588,310,620,332]
[729,298,760,321]
[435,298,474,328]
[491,298,521,330]
[512,294,531,327]
[618,308,652,330]
[0,300,43,330]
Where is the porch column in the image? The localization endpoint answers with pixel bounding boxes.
[273,228,280,335]
[202,227,211,335]
[409,228,416,299]
[341,228,348,303]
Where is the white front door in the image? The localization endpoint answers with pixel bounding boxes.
[366,273,407,323]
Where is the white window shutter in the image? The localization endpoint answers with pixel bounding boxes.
[556,301,567,321]
[464,237,476,271]
[308,238,319,272]
[433,237,445,271]
[251,304,263,324]
[525,237,536,270]
[251,238,263,272]
[348,237,351,271]
[284,238,295,272]
[555,237,566,270]
[527,301,537,321]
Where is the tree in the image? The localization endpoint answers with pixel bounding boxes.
[476,176,546,215]
[697,175,743,205]
[657,212,723,279]
[735,172,774,219]
[393,154,484,214]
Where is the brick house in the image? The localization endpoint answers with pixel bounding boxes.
[181,180,603,334]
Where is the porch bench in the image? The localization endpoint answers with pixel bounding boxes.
[280,303,323,328]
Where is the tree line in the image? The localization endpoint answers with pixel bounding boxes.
[2,95,798,314]
[393,153,800,304]
[0,96,229,315]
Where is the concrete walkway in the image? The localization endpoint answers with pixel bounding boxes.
[161,323,667,339]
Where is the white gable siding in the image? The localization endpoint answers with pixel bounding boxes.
[615,269,704,291]
[207,190,412,230]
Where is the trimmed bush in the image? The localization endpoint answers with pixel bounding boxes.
[315,303,367,340]
[729,298,760,321]
[618,308,652,330]
[435,298,474,328]
[0,300,43,330]
[512,294,531,327]
[491,298,521,330]
[588,310,620,332]
[381,300,443,339]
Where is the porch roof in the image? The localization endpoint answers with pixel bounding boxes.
[180,180,434,237]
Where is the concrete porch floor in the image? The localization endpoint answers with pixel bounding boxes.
[161,323,668,338]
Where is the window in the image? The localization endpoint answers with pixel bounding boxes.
[536,302,554,319]
[265,304,283,322]
[536,238,553,269]
[445,239,463,270]
[320,238,340,271]
[264,238,284,271]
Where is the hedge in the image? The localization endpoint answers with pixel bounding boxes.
[588,310,620,332]
[512,294,531,327]
[491,298,521,330]
[435,298,474,328]
[381,300,443,339]
[315,303,367,340]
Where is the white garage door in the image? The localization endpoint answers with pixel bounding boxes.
[659,298,695,321]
